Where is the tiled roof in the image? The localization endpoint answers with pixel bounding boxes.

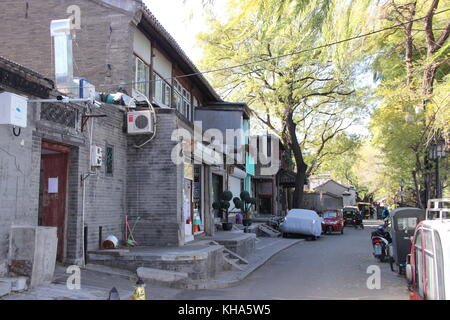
[0,55,54,88]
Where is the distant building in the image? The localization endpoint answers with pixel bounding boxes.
[314,180,357,207]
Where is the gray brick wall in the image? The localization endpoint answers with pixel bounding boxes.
[0,93,41,272]
[0,0,220,268]
[0,83,128,268]
[0,0,136,265]
[0,0,137,95]
[126,108,183,246]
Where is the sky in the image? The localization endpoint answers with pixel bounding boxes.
[144,0,228,64]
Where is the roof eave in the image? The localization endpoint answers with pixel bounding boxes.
[139,5,222,103]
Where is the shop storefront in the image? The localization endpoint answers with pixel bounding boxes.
[184,161,207,242]
[183,162,194,243]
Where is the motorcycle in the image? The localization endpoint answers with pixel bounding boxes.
[352,216,364,229]
[371,225,392,262]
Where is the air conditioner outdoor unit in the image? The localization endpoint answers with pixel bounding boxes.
[127,110,154,135]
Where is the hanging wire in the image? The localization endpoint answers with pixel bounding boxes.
[55,7,449,91]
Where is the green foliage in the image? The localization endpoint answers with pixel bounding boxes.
[198,0,365,205]
[213,190,233,223]
[239,191,251,202]
[199,0,449,204]
[233,192,256,219]
[221,190,233,201]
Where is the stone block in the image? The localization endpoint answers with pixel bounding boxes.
[0,280,11,297]
[8,226,57,287]
[136,267,189,282]
[0,277,28,292]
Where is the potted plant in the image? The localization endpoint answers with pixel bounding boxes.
[233,191,257,227]
[212,190,234,231]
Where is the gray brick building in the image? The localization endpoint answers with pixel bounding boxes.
[0,0,246,270]
[0,56,127,271]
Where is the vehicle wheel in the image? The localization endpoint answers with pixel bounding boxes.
[312,236,317,241]
[389,257,395,272]
[282,233,288,238]
[361,224,364,229]
[398,265,403,275]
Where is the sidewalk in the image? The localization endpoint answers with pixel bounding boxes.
[1,237,303,300]
[186,237,304,289]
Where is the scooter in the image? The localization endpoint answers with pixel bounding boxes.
[371,225,391,262]
[352,217,364,229]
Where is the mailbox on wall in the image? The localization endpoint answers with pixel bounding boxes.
[0,92,28,128]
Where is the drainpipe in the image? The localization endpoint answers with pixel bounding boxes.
[80,116,97,267]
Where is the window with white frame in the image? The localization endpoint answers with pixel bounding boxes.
[153,72,171,107]
[172,79,192,121]
[134,56,149,97]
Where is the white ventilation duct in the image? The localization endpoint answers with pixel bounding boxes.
[50,19,75,95]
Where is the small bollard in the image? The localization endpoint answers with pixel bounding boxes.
[108,287,120,300]
[132,278,146,300]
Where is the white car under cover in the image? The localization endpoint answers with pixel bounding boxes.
[280,209,323,237]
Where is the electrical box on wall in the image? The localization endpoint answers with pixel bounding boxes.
[90,145,103,167]
[0,92,28,128]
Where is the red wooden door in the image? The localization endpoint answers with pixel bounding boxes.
[41,151,68,261]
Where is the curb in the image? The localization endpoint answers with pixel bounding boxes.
[186,238,305,290]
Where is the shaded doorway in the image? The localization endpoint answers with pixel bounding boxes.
[212,174,223,219]
[38,141,69,261]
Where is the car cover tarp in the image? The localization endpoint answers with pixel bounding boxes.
[281,209,323,236]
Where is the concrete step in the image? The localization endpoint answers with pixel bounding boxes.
[223,256,245,271]
[84,264,137,280]
[136,267,189,283]
[223,248,249,265]
[0,277,28,292]
[258,224,281,237]
[0,280,12,297]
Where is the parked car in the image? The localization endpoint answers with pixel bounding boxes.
[405,199,450,300]
[343,206,359,226]
[388,207,426,274]
[406,219,450,300]
[321,209,344,235]
[280,209,323,240]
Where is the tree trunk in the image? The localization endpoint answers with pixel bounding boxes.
[412,170,423,209]
[286,110,308,208]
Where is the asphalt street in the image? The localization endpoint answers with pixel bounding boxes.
[170,222,410,300]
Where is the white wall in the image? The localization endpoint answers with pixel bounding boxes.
[228,176,242,211]
[153,48,172,80]
[133,28,151,64]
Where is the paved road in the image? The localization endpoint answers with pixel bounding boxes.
[170,223,410,300]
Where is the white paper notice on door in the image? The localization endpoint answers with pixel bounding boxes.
[48,177,58,193]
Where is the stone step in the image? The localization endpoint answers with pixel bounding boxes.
[0,280,12,297]
[258,224,281,238]
[223,256,245,271]
[84,264,137,280]
[223,248,249,264]
[136,267,189,283]
[0,277,28,292]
